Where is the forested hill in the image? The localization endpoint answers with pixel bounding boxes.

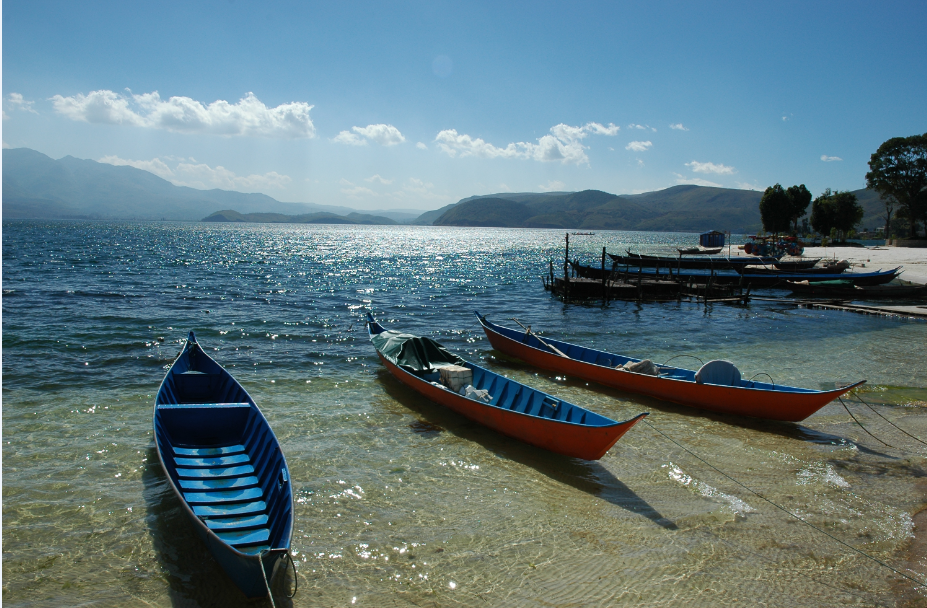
[427,186,887,233]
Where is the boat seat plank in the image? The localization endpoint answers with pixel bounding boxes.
[173,444,246,457]
[177,464,255,479]
[192,499,267,518]
[203,513,269,530]
[184,487,264,505]
[179,475,260,491]
[214,527,271,547]
[158,402,251,409]
[238,544,271,555]
[174,453,251,468]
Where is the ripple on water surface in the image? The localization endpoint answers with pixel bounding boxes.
[3,221,926,606]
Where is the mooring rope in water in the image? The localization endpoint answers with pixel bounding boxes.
[837,397,894,448]
[642,419,927,589]
[260,549,299,607]
[849,392,927,447]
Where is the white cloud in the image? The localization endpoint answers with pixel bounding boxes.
[6,93,38,114]
[99,155,292,190]
[625,141,652,152]
[685,160,735,175]
[353,124,406,146]
[435,122,617,165]
[674,173,723,188]
[539,180,566,192]
[497,183,513,193]
[51,90,315,138]
[669,123,688,131]
[820,155,842,162]
[365,174,393,185]
[339,178,378,198]
[416,142,428,150]
[3,141,12,149]
[629,123,656,132]
[332,130,366,145]
[736,181,763,191]
[333,124,405,146]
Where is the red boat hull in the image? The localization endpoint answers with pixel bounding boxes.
[478,321,865,422]
[377,354,645,460]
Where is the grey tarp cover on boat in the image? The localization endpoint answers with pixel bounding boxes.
[371,330,466,373]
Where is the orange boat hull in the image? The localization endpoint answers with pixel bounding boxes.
[479,321,864,422]
[378,354,646,460]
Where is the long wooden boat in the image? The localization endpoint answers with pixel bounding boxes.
[787,280,927,299]
[574,261,902,288]
[735,264,846,276]
[476,314,866,422]
[366,314,647,460]
[609,251,779,270]
[154,332,295,599]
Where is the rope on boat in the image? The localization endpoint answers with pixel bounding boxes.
[837,397,894,448]
[661,354,703,368]
[260,549,299,607]
[642,419,927,589]
[748,372,776,386]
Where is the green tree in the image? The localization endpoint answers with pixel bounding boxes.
[786,184,811,234]
[865,133,927,238]
[811,189,864,241]
[759,184,791,234]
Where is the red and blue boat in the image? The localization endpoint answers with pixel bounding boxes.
[367,314,647,460]
[476,313,865,422]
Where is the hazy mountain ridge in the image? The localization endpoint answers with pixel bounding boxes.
[203,210,398,225]
[1,148,415,222]
[3,147,889,232]
[429,185,888,233]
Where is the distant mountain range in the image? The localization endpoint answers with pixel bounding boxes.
[3,147,889,232]
[429,187,888,233]
[1,148,419,223]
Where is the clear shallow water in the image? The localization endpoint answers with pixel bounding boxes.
[3,221,926,607]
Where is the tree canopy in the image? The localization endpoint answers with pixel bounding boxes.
[865,133,927,238]
[810,189,864,239]
[759,183,811,234]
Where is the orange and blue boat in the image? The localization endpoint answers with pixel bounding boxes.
[367,314,647,460]
[476,313,865,422]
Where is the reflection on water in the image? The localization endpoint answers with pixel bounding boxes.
[3,221,926,606]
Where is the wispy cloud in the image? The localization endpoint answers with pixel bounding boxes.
[625,141,652,152]
[539,180,566,192]
[99,155,292,190]
[339,178,378,198]
[685,160,735,175]
[669,123,688,131]
[435,122,619,165]
[333,123,405,146]
[416,142,428,150]
[674,173,723,188]
[365,174,393,185]
[6,93,38,114]
[52,90,315,138]
[820,155,842,162]
[736,181,762,191]
[629,123,656,132]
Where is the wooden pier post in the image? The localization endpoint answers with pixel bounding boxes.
[601,247,607,303]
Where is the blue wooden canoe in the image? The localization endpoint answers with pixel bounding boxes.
[154,332,295,599]
[367,314,647,460]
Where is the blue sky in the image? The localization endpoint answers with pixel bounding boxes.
[3,1,926,212]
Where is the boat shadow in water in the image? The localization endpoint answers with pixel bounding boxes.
[483,353,896,456]
[375,370,678,530]
[142,445,295,608]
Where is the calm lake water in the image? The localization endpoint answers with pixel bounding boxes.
[3,221,926,607]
